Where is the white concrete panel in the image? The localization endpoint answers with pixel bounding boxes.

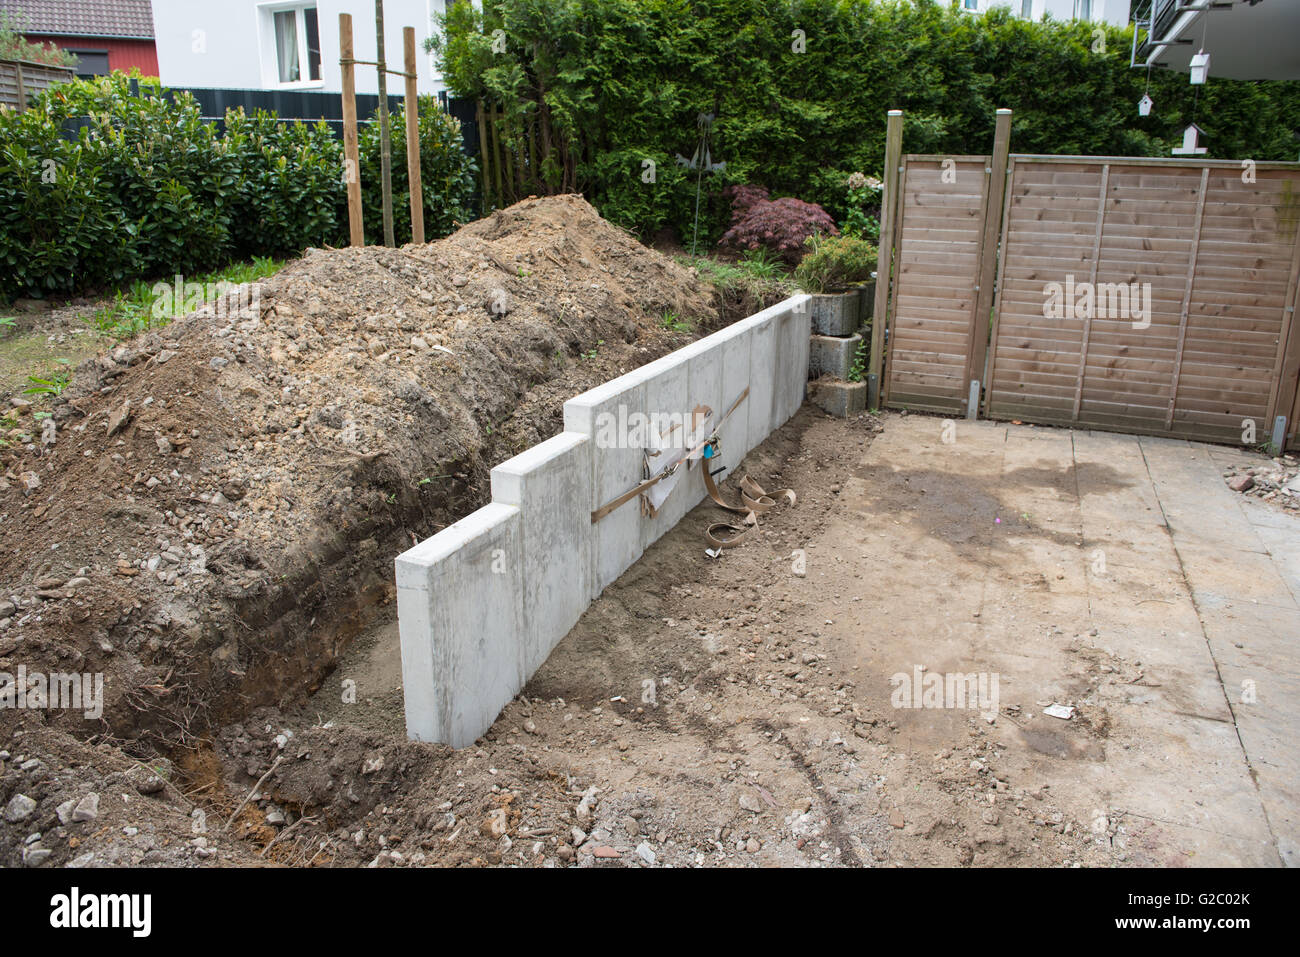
[774,302,811,426]
[490,432,592,676]
[746,312,778,454]
[564,372,649,598]
[714,324,753,476]
[639,351,693,551]
[395,502,524,748]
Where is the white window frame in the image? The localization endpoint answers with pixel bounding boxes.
[257,1,323,90]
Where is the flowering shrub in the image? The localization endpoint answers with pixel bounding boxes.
[842,171,883,241]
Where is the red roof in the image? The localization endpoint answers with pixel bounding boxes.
[0,0,154,40]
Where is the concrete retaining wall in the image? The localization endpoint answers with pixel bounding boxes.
[397,295,810,747]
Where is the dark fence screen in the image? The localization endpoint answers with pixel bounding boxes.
[58,80,477,158]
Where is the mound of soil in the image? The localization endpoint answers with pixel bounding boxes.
[0,195,729,764]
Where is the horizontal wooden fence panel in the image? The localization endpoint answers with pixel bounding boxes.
[883,156,990,413]
[0,59,73,112]
[986,156,1300,446]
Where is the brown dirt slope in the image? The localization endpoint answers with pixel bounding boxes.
[0,195,724,756]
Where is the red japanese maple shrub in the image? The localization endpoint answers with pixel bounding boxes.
[719,187,838,263]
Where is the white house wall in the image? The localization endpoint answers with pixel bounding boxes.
[979,0,1131,27]
[150,0,469,95]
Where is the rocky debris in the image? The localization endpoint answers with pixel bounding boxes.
[4,794,36,823]
[105,399,132,436]
[1224,455,1300,509]
[71,792,100,822]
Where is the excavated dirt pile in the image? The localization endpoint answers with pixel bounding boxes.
[0,195,723,763]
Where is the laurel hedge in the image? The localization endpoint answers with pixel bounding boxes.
[0,75,477,301]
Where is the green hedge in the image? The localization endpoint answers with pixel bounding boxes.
[434,0,1300,240]
[0,75,478,301]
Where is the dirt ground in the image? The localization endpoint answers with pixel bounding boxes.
[276,409,1297,868]
[4,193,1294,868]
[6,401,1295,866]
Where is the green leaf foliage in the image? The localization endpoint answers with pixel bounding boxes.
[433,0,1300,239]
[0,74,478,301]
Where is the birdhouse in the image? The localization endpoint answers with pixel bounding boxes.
[1189,50,1210,85]
[1172,124,1207,156]
[1138,93,1153,117]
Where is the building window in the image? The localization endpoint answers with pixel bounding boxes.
[964,0,979,9]
[268,3,321,85]
[1075,0,1093,19]
[67,49,110,78]
[1021,0,1033,17]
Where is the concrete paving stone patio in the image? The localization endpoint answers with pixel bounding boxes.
[841,415,1298,866]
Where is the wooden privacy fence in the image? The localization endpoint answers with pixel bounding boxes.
[881,155,993,413]
[987,157,1300,445]
[875,113,1300,449]
[0,59,73,112]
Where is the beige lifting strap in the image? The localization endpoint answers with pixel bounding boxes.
[589,386,795,547]
[702,469,796,549]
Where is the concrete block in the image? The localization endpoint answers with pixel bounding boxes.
[490,432,591,676]
[713,323,752,476]
[396,503,524,748]
[809,333,862,381]
[810,378,867,417]
[746,310,778,454]
[810,292,859,337]
[775,301,812,426]
[639,350,695,551]
[564,374,648,599]
[858,281,876,323]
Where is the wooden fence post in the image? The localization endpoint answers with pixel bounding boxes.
[375,0,395,247]
[475,99,492,210]
[339,14,364,247]
[967,107,1012,416]
[403,26,424,245]
[870,109,904,408]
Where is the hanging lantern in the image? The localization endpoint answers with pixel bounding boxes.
[1189,50,1210,85]
[1138,93,1153,117]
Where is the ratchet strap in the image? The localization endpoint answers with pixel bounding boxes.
[589,386,795,547]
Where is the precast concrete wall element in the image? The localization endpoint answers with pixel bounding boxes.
[397,294,810,746]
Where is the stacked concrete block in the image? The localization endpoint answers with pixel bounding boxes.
[397,294,811,747]
[809,332,862,380]
[807,288,868,418]
[809,292,859,337]
[811,379,867,417]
